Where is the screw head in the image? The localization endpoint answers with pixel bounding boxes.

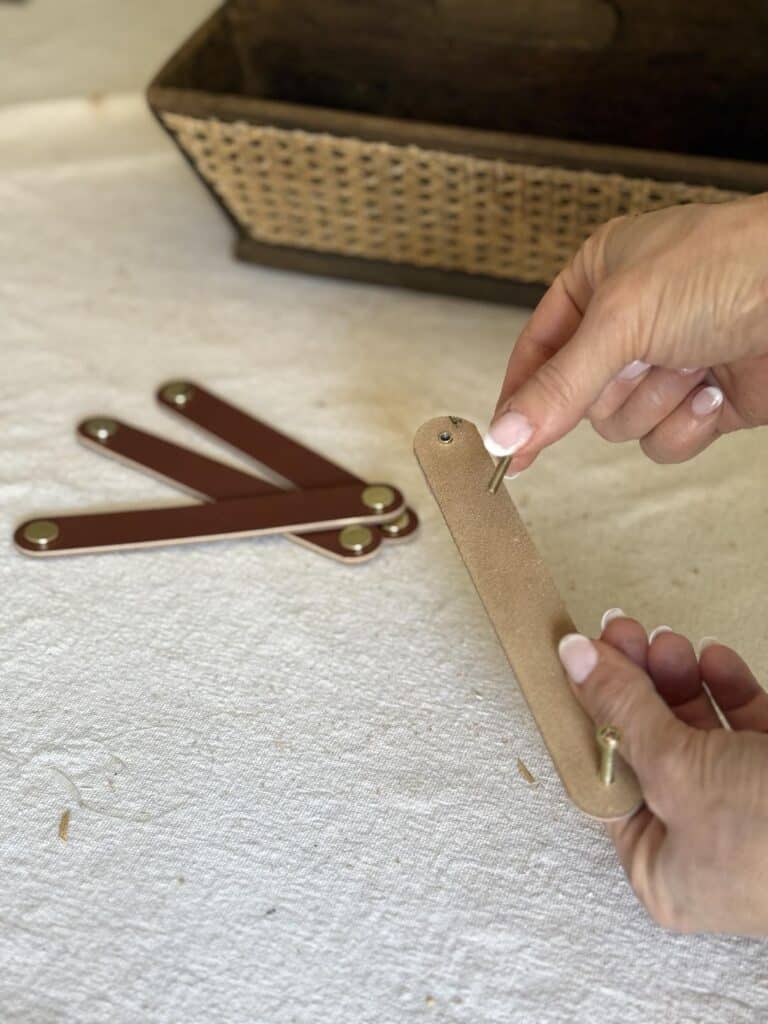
[161,381,195,407]
[83,417,119,442]
[597,725,621,750]
[361,485,396,512]
[438,430,453,444]
[338,525,374,553]
[380,511,411,537]
[23,519,60,548]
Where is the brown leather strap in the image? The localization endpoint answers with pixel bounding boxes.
[15,483,404,557]
[414,416,642,821]
[157,381,419,542]
[77,419,381,563]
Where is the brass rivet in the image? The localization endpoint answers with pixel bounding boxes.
[161,381,195,407]
[23,519,60,547]
[438,430,453,444]
[596,725,621,785]
[380,511,411,537]
[361,484,396,512]
[83,417,118,442]
[339,525,374,553]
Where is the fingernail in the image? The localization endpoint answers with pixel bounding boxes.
[504,471,521,481]
[698,636,719,654]
[691,386,724,417]
[617,360,651,381]
[678,367,702,375]
[558,633,598,684]
[484,412,535,457]
[600,608,625,631]
[649,625,673,643]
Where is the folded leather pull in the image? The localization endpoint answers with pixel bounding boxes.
[414,416,642,821]
[15,483,405,558]
[157,380,419,544]
[77,418,384,563]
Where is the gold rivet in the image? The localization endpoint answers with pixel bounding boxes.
[380,511,411,537]
[361,485,396,512]
[338,525,374,553]
[596,725,621,785]
[83,417,118,442]
[23,519,60,547]
[161,381,195,407]
[438,430,453,444]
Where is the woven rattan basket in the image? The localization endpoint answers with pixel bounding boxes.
[148,1,768,305]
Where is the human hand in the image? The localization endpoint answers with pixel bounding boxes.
[486,194,768,472]
[558,615,768,935]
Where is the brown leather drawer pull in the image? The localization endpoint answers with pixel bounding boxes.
[15,483,404,558]
[77,418,383,563]
[157,381,419,544]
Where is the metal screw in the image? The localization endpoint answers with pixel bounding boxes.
[596,725,622,785]
[23,519,60,548]
[338,525,374,553]
[83,417,119,442]
[380,511,411,537]
[161,381,195,407]
[361,485,395,512]
[438,430,453,444]
[487,455,513,494]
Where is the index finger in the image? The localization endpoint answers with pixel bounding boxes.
[491,252,594,472]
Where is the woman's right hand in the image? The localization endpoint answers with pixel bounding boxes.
[558,616,768,935]
[486,194,768,472]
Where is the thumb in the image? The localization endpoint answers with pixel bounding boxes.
[485,292,640,463]
[558,633,690,815]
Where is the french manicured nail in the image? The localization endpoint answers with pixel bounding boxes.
[617,360,651,381]
[558,633,598,684]
[698,636,719,654]
[504,470,521,481]
[484,412,534,457]
[691,386,724,417]
[600,608,625,631]
[649,625,673,643]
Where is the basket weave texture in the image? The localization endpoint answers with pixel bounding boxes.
[162,113,744,285]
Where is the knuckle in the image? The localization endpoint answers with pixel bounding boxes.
[581,215,630,278]
[532,359,576,412]
[585,660,642,724]
[588,413,621,442]
[590,275,644,353]
[639,434,682,464]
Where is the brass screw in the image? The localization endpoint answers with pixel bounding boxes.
[596,725,622,785]
[83,417,119,442]
[361,485,395,512]
[23,519,60,548]
[161,381,195,407]
[380,511,411,537]
[487,454,513,494]
[338,525,373,553]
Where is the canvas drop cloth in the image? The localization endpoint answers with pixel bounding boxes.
[1,93,767,1024]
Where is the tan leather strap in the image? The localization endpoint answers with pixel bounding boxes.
[414,416,642,821]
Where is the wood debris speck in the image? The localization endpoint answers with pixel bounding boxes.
[58,809,70,841]
[516,758,536,785]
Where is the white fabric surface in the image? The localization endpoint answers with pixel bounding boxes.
[2,93,768,1023]
[0,0,219,108]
